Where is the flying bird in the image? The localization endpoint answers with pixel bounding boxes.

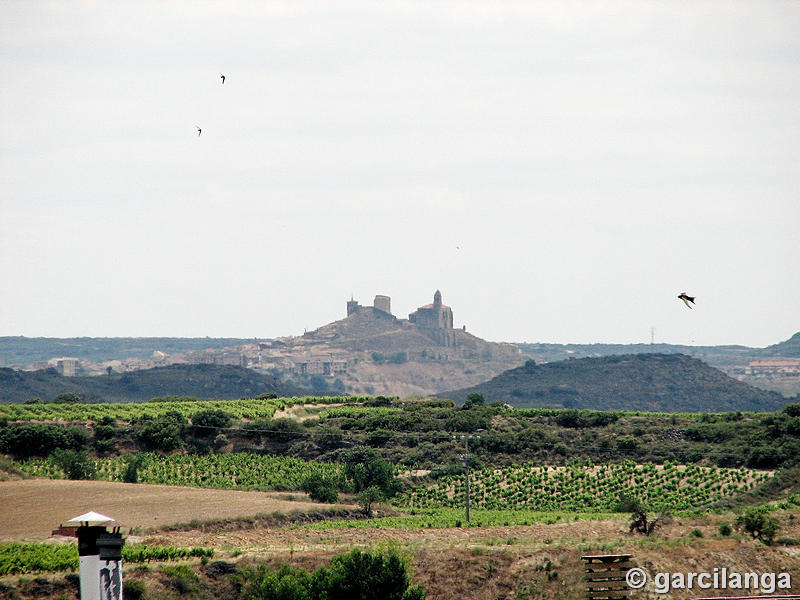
[220,73,225,84]
[196,126,202,136]
[678,292,695,309]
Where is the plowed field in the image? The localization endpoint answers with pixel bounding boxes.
[0,479,354,540]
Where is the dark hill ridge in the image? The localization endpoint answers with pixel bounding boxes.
[442,353,790,413]
[0,364,303,404]
[762,331,800,357]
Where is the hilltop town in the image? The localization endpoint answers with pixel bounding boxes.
[9,291,525,398]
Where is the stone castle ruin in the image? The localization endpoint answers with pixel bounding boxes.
[347,290,458,348]
[347,295,392,317]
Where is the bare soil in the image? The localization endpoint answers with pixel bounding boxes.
[0,479,356,541]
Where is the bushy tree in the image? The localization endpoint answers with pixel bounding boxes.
[93,416,118,454]
[463,393,485,408]
[190,409,232,437]
[302,472,339,503]
[735,506,780,545]
[133,411,185,452]
[238,549,425,600]
[783,403,800,418]
[357,486,384,516]
[122,454,148,483]
[315,549,422,600]
[0,424,89,458]
[342,447,400,497]
[51,449,96,480]
[53,392,82,404]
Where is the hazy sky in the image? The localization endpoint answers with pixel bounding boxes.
[1,2,798,348]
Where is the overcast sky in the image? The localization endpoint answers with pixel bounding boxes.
[1,1,798,348]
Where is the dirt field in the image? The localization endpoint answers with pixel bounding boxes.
[0,479,355,541]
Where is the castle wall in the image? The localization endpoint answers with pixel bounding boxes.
[373,295,391,314]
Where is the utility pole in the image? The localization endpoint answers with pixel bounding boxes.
[453,432,482,523]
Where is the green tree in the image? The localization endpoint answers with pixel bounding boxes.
[342,447,400,497]
[302,472,339,503]
[464,393,485,408]
[314,549,419,600]
[133,411,185,452]
[53,392,82,404]
[190,409,232,437]
[238,549,425,600]
[51,449,96,480]
[0,424,89,459]
[93,416,118,454]
[122,454,148,483]
[357,486,384,516]
[735,506,780,545]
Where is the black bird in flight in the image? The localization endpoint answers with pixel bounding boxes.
[678,292,696,309]
[196,126,202,136]
[220,73,226,84]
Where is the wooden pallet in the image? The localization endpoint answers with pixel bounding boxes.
[581,554,634,600]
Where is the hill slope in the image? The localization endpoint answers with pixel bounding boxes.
[0,364,303,403]
[762,331,800,357]
[442,353,790,412]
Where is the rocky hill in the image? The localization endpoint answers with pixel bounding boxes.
[288,309,525,397]
[442,353,791,412]
[0,364,303,404]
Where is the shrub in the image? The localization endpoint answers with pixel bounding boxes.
[133,412,185,452]
[316,548,413,600]
[0,424,89,459]
[123,579,146,600]
[50,449,95,480]
[735,507,780,545]
[265,418,305,443]
[122,454,148,484]
[161,564,199,595]
[719,523,732,536]
[238,549,424,600]
[190,410,232,437]
[783,403,800,418]
[240,564,312,600]
[302,473,339,504]
[53,393,82,404]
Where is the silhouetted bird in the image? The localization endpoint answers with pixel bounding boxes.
[220,73,225,84]
[678,292,695,309]
[196,126,202,136]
